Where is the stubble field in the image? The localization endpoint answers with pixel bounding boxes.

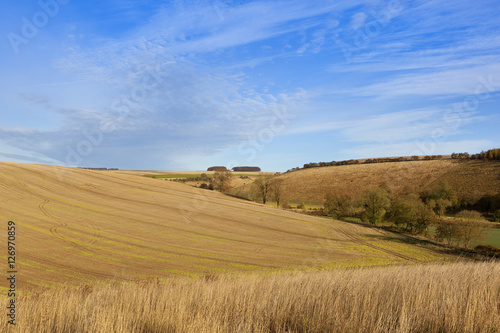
[0,162,448,290]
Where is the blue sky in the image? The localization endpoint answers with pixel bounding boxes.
[1,0,499,171]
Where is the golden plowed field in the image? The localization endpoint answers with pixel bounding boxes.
[0,162,448,290]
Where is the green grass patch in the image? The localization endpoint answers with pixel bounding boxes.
[483,227,500,247]
[142,173,259,179]
[428,225,500,247]
[341,217,362,223]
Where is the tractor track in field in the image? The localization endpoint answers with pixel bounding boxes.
[14,173,105,256]
[82,218,102,245]
[331,221,419,263]
[22,252,130,281]
[39,198,59,220]
[49,225,100,255]
[40,197,102,254]
[253,246,265,254]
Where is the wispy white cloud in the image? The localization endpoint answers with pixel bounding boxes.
[285,106,487,144]
[348,64,500,98]
[350,12,367,30]
[1,61,308,167]
[339,108,485,143]
[0,0,499,170]
[9,0,365,167]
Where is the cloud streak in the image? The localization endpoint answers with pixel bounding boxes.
[0,0,499,170]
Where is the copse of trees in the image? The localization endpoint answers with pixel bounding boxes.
[211,170,233,193]
[320,180,494,250]
[386,195,436,235]
[269,178,284,207]
[288,147,499,173]
[451,152,470,160]
[420,181,457,216]
[251,175,284,206]
[456,191,500,215]
[435,210,490,249]
[452,148,500,161]
[207,166,228,172]
[252,175,274,205]
[485,148,500,160]
[324,192,361,219]
[493,209,500,222]
[360,187,391,225]
[454,210,490,249]
[232,166,261,172]
[324,186,398,226]
[435,220,457,246]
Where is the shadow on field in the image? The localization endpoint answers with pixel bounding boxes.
[363,233,420,245]
[337,218,468,258]
[363,225,500,260]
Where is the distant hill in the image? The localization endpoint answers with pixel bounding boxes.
[234,159,500,206]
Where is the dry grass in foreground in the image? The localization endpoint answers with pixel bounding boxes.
[4,261,499,333]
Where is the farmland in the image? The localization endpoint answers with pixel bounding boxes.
[232,159,500,206]
[1,161,498,332]
[143,173,207,179]
[0,162,451,291]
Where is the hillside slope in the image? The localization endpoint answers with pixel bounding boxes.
[271,160,500,205]
[0,162,448,289]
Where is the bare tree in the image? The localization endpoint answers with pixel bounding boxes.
[252,174,274,204]
[211,170,233,193]
[435,219,457,245]
[269,178,284,207]
[455,210,489,249]
[324,192,361,219]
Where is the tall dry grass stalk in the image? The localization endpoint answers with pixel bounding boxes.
[3,261,499,332]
